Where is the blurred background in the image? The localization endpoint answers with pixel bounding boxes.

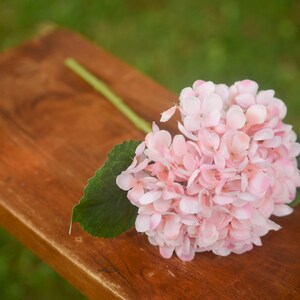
[0,0,299,299]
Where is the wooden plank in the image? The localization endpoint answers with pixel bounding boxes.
[0,29,299,299]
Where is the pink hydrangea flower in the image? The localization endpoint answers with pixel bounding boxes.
[117,79,300,261]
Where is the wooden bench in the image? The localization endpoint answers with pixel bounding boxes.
[0,29,299,299]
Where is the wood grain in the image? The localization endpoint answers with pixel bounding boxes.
[0,29,299,300]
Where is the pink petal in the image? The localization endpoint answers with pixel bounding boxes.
[290,143,300,157]
[271,180,289,200]
[232,244,253,254]
[256,90,275,105]
[215,84,229,101]
[159,246,175,259]
[139,205,155,215]
[250,210,267,226]
[231,132,250,153]
[152,122,159,133]
[206,130,220,149]
[241,173,248,191]
[135,215,150,232]
[273,204,293,217]
[150,213,162,230]
[181,96,201,115]
[231,218,251,230]
[126,157,138,172]
[199,222,218,246]
[178,122,198,141]
[116,173,135,190]
[160,106,177,122]
[202,93,223,114]
[213,247,231,256]
[209,207,231,227]
[231,204,254,219]
[162,190,181,200]
[177,248,195,262]
[272,98,287,119]
[214,152,226,169]
[214,194,234,205]
[148,235,163,247]
[183,153,196,171]
[195,81,215,97]
[200,167,218,187]
[129,159,150,173]
[235,94,255,108]
[178,235,190,255]
[253,128,274,141]
[199,194,212,218]
[238,157,249,172]
[247,172,270,197]
[266,116,279,129]
[230,228,251,240]
[203,110,221,127]
[252,235,262,246]
[164,217,181,238]
[187,169,200,187]
[184,115,201,131]
[258,197,274,218]
[139,190,162,205]
[152,130,172,149]
[267,219,281,231]
[172,135,187,157]
[180,196,201,214]
[226,105,246,129]
[179,87,194,101]
[192,80,205,90]
[145,132,154,148]
[265,220,281,232]
[181,215,199,226]
[248,141,258,158]
[128,184,144,203]
[153,199,172,212]
[246,104,267,125]
[135,142,146,156]
[236,79,258,95]
[263,136,281,148]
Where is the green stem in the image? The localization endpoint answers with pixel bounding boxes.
[64,58,152,134]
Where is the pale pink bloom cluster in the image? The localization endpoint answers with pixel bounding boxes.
[117,79,300,261]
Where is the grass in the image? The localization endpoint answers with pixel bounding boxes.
[0,0,299,298]
[0,228,85,299]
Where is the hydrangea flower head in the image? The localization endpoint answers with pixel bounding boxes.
[117,79,300,261]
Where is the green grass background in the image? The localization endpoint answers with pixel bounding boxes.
[0,0,299,299]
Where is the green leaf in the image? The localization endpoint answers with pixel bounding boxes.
[71,141,140,238]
